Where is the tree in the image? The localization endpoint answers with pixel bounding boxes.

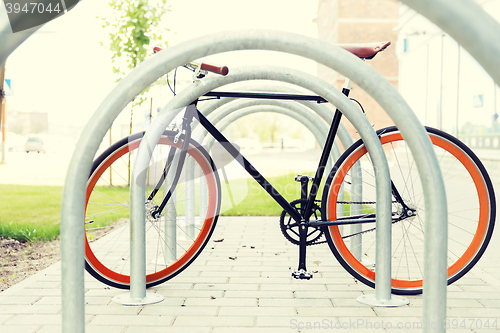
[99,0,170,183]
[100,0,169,129]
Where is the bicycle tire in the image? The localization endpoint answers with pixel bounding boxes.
[84,131,221,289]
[322,126,495,295]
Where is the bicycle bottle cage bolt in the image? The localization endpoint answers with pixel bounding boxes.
[294,175,314,182]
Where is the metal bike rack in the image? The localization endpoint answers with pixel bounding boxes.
[132,64,404,307]
[116,67,365,306]
[195,82,357,153]
[402,0,500,84]
[195,85,361,242]
[175,98,339,236]
[0,1,495,331]
[195,100,338,216]
[199,101,340,198]
[160,80,361,247]
[0,4,41,66]
[58,31,453,331]
[146,77,363,265]
[166,71,370,265]
[203,104,336,155]
[164,153,179,264]
[198,100,337,154]
[194,104,338,224]
[108,2,500,326]
[397,0,500,330]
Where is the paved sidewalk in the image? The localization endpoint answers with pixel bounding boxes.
[1,216,500,332]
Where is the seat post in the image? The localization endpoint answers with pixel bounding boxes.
[342,77,352,95]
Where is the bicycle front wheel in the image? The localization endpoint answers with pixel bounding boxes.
[84,131,221,289]
[322,126,495,295]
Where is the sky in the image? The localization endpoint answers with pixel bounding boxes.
[4,0,320,139]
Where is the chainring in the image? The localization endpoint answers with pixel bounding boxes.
[279,199,324,246]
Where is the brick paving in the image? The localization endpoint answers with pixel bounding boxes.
[1,216,500,332]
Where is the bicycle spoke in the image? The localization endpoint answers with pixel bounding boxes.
[91,187,129,207]
[85,205,129,218]
[325,127,493,294]
[84,132,220,288]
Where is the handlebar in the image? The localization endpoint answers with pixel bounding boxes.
[199,63,229,76]
[153,46,229,76]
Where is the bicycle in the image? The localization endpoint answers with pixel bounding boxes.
[83,41,495,295]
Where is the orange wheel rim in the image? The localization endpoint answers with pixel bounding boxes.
[327,132,489,289]
[84,137,218,285]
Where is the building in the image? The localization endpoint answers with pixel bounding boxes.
[396,0,500,153]
[316,0,400,143]
[7,110,48,135]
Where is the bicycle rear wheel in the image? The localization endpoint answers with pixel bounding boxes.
[322,126,495,295]
[84,131,221,289]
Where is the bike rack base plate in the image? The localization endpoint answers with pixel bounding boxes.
[111,292,165,306]
[357,293,409,307]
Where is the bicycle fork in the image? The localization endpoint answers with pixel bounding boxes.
[150,104,197,219]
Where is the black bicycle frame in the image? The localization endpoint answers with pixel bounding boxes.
[152,90,411,229]
[201,90,345,224]
[148,90,414,277]
[151,90,356,225]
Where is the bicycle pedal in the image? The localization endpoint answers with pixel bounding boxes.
[292,269,313,280]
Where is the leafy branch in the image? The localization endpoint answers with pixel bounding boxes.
[99,0,170,109]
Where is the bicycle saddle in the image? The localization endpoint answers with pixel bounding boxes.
[338,41,391,59]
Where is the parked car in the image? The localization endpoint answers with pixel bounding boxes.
[25,136,45,153]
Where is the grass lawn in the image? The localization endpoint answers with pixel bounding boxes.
[0,184,62,242]
[220,173,317,216]
[0,172,329,242]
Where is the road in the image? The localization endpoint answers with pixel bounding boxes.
[0,148,323,186]
[0,151,73,186]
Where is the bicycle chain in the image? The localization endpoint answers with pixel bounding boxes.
[308,221,379,245]
[308,238,328,245]
[281,199,401,246]
[306,200,399,245]
[336,200,376,205]
[336,200,397,205]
